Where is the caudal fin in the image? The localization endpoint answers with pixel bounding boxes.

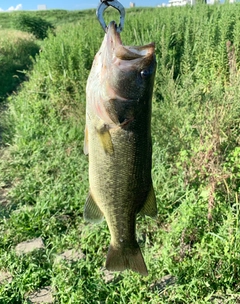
[105,243,148,276]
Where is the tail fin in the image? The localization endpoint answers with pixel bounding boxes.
[105,243,148,276]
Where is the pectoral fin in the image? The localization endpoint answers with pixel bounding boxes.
[96,123,114,155]
[84,192,104,223]
[139,184,157,217]
[84,126,89,155]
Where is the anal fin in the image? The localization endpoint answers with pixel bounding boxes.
[84,192,104,223]
[139,184,157,217]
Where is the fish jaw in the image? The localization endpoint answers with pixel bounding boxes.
[86,21,157,125]
[104,21,157,101]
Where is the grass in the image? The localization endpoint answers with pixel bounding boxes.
[0,9,94,29]
[0,4,240,303]
[0,29,40,103]
[0,29,40,147]
[0,8,141,29]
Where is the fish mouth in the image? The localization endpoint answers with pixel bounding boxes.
[107,21,155,60]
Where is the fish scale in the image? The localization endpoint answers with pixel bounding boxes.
[84,21,157,276]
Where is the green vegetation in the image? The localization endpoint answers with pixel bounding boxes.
[0,9,112,29]
[0,30,40,104]
[12,14,55,39]
[0,4,239,303]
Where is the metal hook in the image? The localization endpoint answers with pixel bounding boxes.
[96,0,125,33]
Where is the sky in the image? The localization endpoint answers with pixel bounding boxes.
[0,1,161,11]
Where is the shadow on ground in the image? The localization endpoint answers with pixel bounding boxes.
[0,35,40,145]
[0,35,40,217]
[0,38,40,103]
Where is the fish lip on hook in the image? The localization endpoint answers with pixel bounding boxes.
[96,0,125,33]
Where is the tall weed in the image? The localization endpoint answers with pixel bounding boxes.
[0,4,239,302]
[0,30,39,103]
[12,14,55,40]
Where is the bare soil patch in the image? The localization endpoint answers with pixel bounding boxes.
[0,270,12,284]
[27,286,54,304]
[15,237,45,255]
[54,248,85,263]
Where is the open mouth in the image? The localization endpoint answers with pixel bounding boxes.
[107,21,155,60]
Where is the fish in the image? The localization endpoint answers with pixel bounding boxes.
[84,21,157,276]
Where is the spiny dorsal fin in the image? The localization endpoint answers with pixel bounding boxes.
[84,192,104,223]
[139,184,157,218]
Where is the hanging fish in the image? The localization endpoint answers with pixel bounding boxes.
[84,18,157,276]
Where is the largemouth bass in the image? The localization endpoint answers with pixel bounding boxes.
[84,21,157,276]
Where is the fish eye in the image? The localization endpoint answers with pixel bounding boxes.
[140,69,150,78]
